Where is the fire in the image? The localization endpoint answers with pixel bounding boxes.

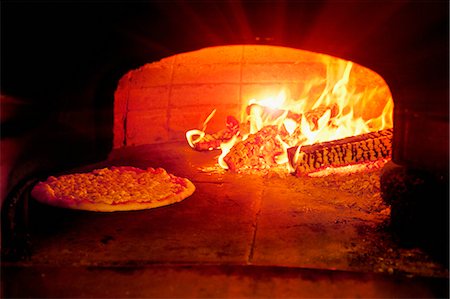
[245,61,392,149]
[185,109,217,149]
[218,135,238,169]
[248,90,286,111]
[186,57,393,174]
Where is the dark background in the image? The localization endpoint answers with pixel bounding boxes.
[1,0,449,169]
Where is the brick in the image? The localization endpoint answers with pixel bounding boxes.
[172,63,241,84]
[357,89,393,121]
[130,58,174,88]
[349,62,388,89]
[242,62,326,83]
[175,45,243,65]
[170,84,240,108]
[168,105,240,141]
[243,45,325,63]
[128,86,170,111]
[126,110,169,145]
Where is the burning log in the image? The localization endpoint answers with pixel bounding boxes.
[223,126,284,171]
[189,103,340,152]
[288,129,393,175]
[305,104,339,130]
[192,129,234,151]
[189,116,239,151]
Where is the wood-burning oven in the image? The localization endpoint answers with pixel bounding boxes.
[1,1,448,298]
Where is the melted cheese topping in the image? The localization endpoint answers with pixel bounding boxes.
[42,167,186,205]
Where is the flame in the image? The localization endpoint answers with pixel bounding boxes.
[248,90,286,110]
[283,118,297,135]
[186,57,393,173]
[274,135,295,173]
[186,109,217,148]
[186,129,206,148]
[237,60,392,171]
[247,62,392,142]
[218,135,238,169]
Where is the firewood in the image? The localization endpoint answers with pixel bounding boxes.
[193,116,239,151]
[288,129,393,175]
[193,129,232,151]
[223,126,284,171]
[192,104,339,152]
[304,103,339,130]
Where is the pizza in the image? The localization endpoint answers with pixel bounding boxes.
[31,166,195,212]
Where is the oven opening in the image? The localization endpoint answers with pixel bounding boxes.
[116,45,394,176]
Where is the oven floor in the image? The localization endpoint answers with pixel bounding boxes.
[3,264,448,298]
[2,142,448,298]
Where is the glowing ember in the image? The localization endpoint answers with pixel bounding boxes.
[186,56,393,175]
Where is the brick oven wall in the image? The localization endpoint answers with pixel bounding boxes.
[113,45,390,148]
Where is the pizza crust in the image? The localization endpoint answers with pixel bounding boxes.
[31,167,195,212]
